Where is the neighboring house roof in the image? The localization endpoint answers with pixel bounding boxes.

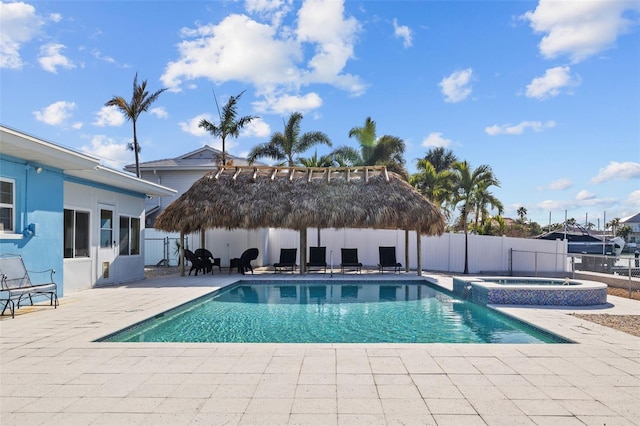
[1,125,176,197]
[125,145,261,172]
[621,212,640,224]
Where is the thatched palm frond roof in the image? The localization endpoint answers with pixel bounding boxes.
[155,166,445,235]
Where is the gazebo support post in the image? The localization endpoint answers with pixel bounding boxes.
[404,230,409,272]
[416,229,422,276]
[200,228,205,249]
[300,228,307,275]
[179,231,185,277]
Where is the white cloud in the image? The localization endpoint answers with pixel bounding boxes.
[526,66,579,99]
[628,190,640,207]
[393,18,412,48]
[439,68,473,103]
[244,0,292,27]
[80,135,131,169]
[576,189,596,201]
[522,0,640,63]
[485,120,556,135]
[161,0,364,110]
[38,42,75,73]
[179,114,210,137]
[253,91,322,114]
[548,178,572,190]
[421,132,452,148]
[162,14,301,90]
[150,107,168,119]
[591,161,640,184]
[93,105,125,127]
[0,1,44,69]
[33,101,76,125]
[241,117,271,138]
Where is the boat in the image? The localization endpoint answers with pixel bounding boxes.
[536,224,626,256]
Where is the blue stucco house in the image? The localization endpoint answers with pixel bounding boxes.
[0,125,175,299]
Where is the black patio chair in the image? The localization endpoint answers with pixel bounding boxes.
[274,248,297,273]
[194,248,221,273]
[306,246,327,273]
[229,248,259,274]
[378,246,402,273]
[340,248,362,274]
[184,249,207,276]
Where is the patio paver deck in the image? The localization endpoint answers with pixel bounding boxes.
[1,271,639,425]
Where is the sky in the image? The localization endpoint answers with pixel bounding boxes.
[1,0,639,229]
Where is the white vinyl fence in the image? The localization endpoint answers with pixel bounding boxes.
[144,227,568,275]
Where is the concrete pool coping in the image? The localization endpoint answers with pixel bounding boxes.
[1,271,639,425]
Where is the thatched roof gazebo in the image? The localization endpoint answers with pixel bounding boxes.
[155,165,445,275]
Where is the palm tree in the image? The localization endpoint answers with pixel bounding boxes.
[105,72,167,177]
[451,161,500,274]
[471,181,504,232]
[299,150,337,167]
[420,147,458,173]
[409,159,454,208]
[199,90,257,166]
[247,112,331,166]
[517,207,527,222]
[332,117,408,177]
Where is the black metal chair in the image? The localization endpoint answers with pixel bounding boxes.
[230,248,259,274]
[378,246,402,273]
[184,249,207,276]
[306,246,327,273]
[274,248,297,273]
[340,248,362,274]
[194,248,221,273]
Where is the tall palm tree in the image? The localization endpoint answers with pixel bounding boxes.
[332,117,407,177]
[471,181,503,232]
[199,90,257,166]
[451,161,500,274]
[105,72,167,177]
[247,112,331,166]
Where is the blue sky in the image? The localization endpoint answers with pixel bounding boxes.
[1,0,639,228]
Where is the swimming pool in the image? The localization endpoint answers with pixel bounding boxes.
[99,280,569,344]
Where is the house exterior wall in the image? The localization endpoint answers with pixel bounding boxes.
[64,179,146,292]
[140,169,208,226]
[0,155,65,296]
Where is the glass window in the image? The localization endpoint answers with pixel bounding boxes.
[0,179,15,232]
[100,209,112,248]
[64,209,90,258]
[119,216,130,255]
[119,215,141,256]
[131,217,140,255]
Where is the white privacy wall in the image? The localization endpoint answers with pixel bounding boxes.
[146,227,568,275]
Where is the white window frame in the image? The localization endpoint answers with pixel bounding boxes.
[0,177,15,234]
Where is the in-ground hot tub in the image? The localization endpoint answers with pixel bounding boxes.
[453,276,608,306]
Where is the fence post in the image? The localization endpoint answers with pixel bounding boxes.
[508,248,513,276]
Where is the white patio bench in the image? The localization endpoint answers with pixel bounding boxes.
[0,255,58,318]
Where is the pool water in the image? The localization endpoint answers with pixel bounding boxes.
[100,281,569,344]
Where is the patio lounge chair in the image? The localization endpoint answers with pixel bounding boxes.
[340,248,362,274]
[229,248,259,274]
[378,246,402,273]
[274,248,297,273]
[194,248,221,273]
[306,246,327,273]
